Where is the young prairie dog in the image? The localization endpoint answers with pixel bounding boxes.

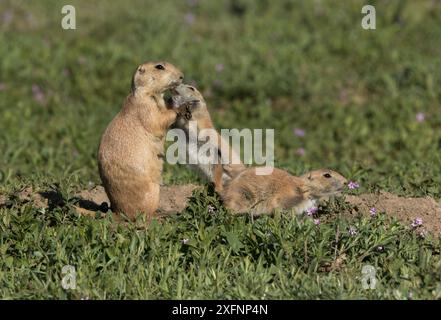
[221,167,347,216]
[98,61,184,221]
[169,84,245,189]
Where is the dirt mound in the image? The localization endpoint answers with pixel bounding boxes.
[0,186,64,210]
[346,191,441,236]
[0,185,201,217]
[157,184,201,215]
[1,186,440,236]
[74,184,201,216]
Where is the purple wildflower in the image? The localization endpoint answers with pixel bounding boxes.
[415,112,425,123]
[295,147,305,156]
[184,12,195,25]
[369,207,377,216]
[32,84,46,105]
[347,181,360,190]
[215,64,224,73]
[313,218,320,225]
[293,128,306,137]
[2,10,13,24]
[78,56,87,65]
[305,206,318,216]
[348,226,357,236]
[411,217,423,228]
[339,89,349,103]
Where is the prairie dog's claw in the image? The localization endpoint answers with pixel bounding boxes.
[177,99,200,120]
[184,111,192,120]
[185,99,200,110]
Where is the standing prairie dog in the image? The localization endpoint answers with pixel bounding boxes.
[169,84,245,190]
[221,167,347,216]
[98,61,184,221]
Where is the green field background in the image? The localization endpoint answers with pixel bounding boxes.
[1,0,441,299]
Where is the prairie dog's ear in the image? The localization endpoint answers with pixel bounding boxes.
[137,66,145,74]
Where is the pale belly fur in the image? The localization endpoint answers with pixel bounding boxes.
[293,199,317,215]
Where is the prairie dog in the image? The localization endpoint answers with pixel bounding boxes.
[169,84,245,190]
[221,167,347,216]
[98,61,184,221]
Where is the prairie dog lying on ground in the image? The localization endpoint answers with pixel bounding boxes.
[98,61,184,221]
[169,84,245,190]
[221,167,347,216]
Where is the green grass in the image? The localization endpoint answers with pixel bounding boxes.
[1,0,441,299]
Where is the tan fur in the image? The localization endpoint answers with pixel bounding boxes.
[221,167,347,216]
[98,61,184,221]
[171,84,245,191]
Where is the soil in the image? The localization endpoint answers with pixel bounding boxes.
[0,185,201,217]
[345,191,441,236]
[1,185,440,237]
[157,184,201,216]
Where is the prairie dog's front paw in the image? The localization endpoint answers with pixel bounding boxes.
[177,100,200,120]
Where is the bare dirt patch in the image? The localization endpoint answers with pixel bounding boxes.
[71,184,201,216]
[1,186,440,236]
[0,186,64,210]
[157,184,201,215]
[0,185,201,217]
[346,191,441,236]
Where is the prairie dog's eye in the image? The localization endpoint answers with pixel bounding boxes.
[323,173,332,178]
[188,86,195,91]
[155,64,165,70]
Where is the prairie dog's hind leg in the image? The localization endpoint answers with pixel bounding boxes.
[222,197,246,214]
[221,186,255,214]
[141,182,160,221]
[112,181,160,221]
